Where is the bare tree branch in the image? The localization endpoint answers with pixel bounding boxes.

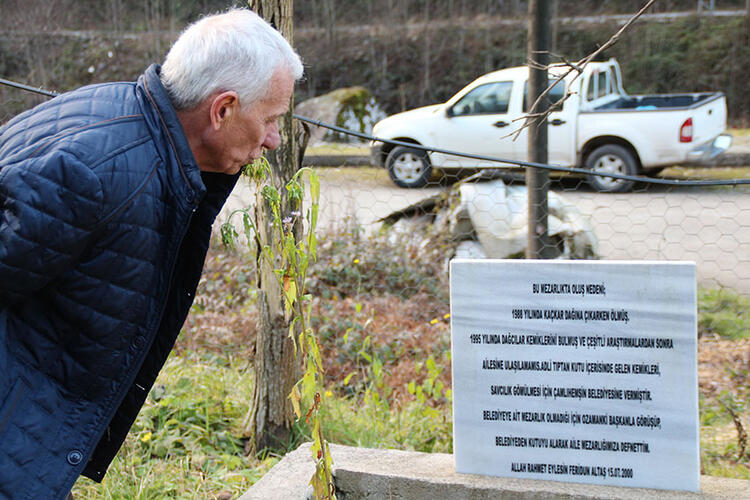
[506,0,658,141]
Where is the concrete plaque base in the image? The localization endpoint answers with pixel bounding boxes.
[240,443,749,500]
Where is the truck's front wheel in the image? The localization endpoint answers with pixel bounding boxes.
[585,145,638,193]
[386,146,432,188]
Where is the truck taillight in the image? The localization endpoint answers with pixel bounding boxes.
[679,118,693,143]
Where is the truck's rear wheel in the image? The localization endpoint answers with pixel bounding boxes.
[386,146,432,188]
[585,145,638,193]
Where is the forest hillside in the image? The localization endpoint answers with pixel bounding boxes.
[1,0,749,124]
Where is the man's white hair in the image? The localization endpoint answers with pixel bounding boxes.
[160,8,303,110]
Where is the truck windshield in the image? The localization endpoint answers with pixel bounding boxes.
[450,81,513,116]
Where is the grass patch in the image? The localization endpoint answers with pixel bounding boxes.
[699,287,750,340]
[72,354,274,499]
[660,166,750,181]
[316,166,392,186]
[307,142,369,156]
[700,392,750,478]
[321,351,453,454]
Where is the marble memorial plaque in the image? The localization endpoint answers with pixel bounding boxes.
[450,260,698,492]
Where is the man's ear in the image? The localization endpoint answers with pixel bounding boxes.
[209,91,240,131]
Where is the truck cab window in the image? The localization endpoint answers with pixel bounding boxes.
[523,79,566,112]
[587,74,596,101]
[587,67,619,102]
[597,71,608,98]
[450,81,513,116]
[608,66,620,94]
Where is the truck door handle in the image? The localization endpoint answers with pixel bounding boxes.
[493,120,509,128]
[550,119,566,126]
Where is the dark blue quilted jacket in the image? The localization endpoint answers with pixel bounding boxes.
[0,64,238,499]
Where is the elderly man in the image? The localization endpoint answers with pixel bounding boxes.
[0,9,302,499]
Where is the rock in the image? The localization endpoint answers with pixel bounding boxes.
[434,194,475,242]
[380,179,598,261]
[295,87,386,145]
[386,215,434,247]
[459,180,598,259]
[454,240,488,259]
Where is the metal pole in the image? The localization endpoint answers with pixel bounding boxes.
[526,0,551,259]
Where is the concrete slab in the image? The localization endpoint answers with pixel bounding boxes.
[239,444,314,500]
[241,443,750,500]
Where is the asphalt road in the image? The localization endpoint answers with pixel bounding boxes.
[221,167,750,294]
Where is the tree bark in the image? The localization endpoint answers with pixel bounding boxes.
[421,0,431,103]
[244,0,302,454]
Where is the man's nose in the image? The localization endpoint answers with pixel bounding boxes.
[263,125,281,150]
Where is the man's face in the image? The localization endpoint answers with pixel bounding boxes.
[204,68,294,175]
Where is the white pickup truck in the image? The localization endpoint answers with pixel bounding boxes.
[370,58,731,192]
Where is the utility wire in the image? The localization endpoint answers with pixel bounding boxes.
[0,78,57,98]
[293,114,749,187]
[1,76,747,187]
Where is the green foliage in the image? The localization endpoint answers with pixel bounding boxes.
[309,223,448,301]
[700,390,749,478]
[351,333,393,418]
[301,13,750,124]
[322,348,453,454]
[220,222,240,251]
[135,375,243,461]
[321,299,453,453]
[243,157,272,183]
[325,322,408,392]
[5,7,750,124]
[222,158,333,499]
[698,287,750,340]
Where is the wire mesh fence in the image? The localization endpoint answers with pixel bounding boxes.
[2,79,750,296]
[271,115,750,295]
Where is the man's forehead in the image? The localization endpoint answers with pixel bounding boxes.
[260,70,295,105]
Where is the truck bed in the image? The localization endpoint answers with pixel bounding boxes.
[594,92,721,111]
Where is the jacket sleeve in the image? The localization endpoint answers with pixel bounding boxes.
[0,150,104,306]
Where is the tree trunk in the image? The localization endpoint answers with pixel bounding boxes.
[483,0,494,72]
[244,0,302,454]
[323,0,335,44]
[421,0,431,102]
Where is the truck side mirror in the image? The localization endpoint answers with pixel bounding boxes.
[446,106,454,118]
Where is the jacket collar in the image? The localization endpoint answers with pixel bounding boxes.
[138,64,206,199]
